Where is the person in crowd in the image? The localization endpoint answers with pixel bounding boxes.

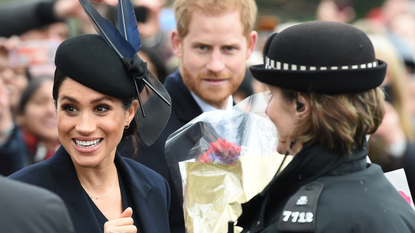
[379,0,412,27]
[387,33,415,80]
[16,77,60,164]
[0,175,75,233]
[0,39,31,176]
[0,0,76,38]
[0,77,59,175]
[367,35,415,175]
[133,0,165,39]
[237,21,415,232]
[387,12,415,54]
[119,0,258,232]
[406,77,415,123]
[9,0,171,232]
[0,0,119,38]
[316,0,356,23]
[0,40,30,116]
[0,34,63,176]
[0,78,26,176]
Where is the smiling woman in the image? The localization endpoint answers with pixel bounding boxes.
[0,76,60,175]
[16,77,59,164]
[8,0,172,232]
[55,77,134,170]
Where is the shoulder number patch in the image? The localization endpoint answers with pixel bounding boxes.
[282,211,313,223]
[278,182,324,232]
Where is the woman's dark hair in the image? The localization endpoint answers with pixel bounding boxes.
[53,68,139,155]
[18,76,53,114]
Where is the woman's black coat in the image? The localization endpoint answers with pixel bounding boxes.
[9,146,171,233]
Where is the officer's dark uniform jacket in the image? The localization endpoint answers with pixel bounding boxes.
[237,141,415,233]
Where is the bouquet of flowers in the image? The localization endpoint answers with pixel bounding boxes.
[197,138,241,165]
[165,92,292,233]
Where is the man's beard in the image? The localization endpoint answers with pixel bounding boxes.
[181,64,244,106]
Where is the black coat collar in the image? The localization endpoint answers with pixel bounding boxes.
[237,142,368,229]
[50,146,163,232]
[265,142,367,198]
[51,146,153,204]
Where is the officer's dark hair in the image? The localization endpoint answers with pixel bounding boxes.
[281,87,385,156]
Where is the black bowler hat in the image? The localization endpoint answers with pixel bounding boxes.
[250,21,387,93]
[55,0,171,146]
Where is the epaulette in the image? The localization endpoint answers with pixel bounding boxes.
[278,182,324,232]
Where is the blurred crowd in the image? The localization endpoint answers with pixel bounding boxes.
[1,0,415,189]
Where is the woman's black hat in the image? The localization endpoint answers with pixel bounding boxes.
[250,21,387,93]
[55,34,136,100]
[55,0,171,146]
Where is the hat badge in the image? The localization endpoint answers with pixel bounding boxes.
[296,196,308,206]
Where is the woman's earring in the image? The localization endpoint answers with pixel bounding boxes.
[125,123,130,129]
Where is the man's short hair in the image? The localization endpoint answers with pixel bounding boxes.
[173,0,257,38]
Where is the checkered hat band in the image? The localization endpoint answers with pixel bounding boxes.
[264,56,378,71]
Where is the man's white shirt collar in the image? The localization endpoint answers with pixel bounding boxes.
[190,92,233,112]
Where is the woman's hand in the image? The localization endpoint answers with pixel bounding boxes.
[104,207,137,233]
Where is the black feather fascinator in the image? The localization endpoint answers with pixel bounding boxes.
[56,0,171,146]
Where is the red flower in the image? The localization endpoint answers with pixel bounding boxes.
[198,152,211,163]
[198,138,241,165]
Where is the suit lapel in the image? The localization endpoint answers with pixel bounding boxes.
[165,70,203,122]
[51,146,102,232]
[50,147,170,232]
[115,154,170,232]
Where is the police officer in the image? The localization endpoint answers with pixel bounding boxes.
[236,21,415,233]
